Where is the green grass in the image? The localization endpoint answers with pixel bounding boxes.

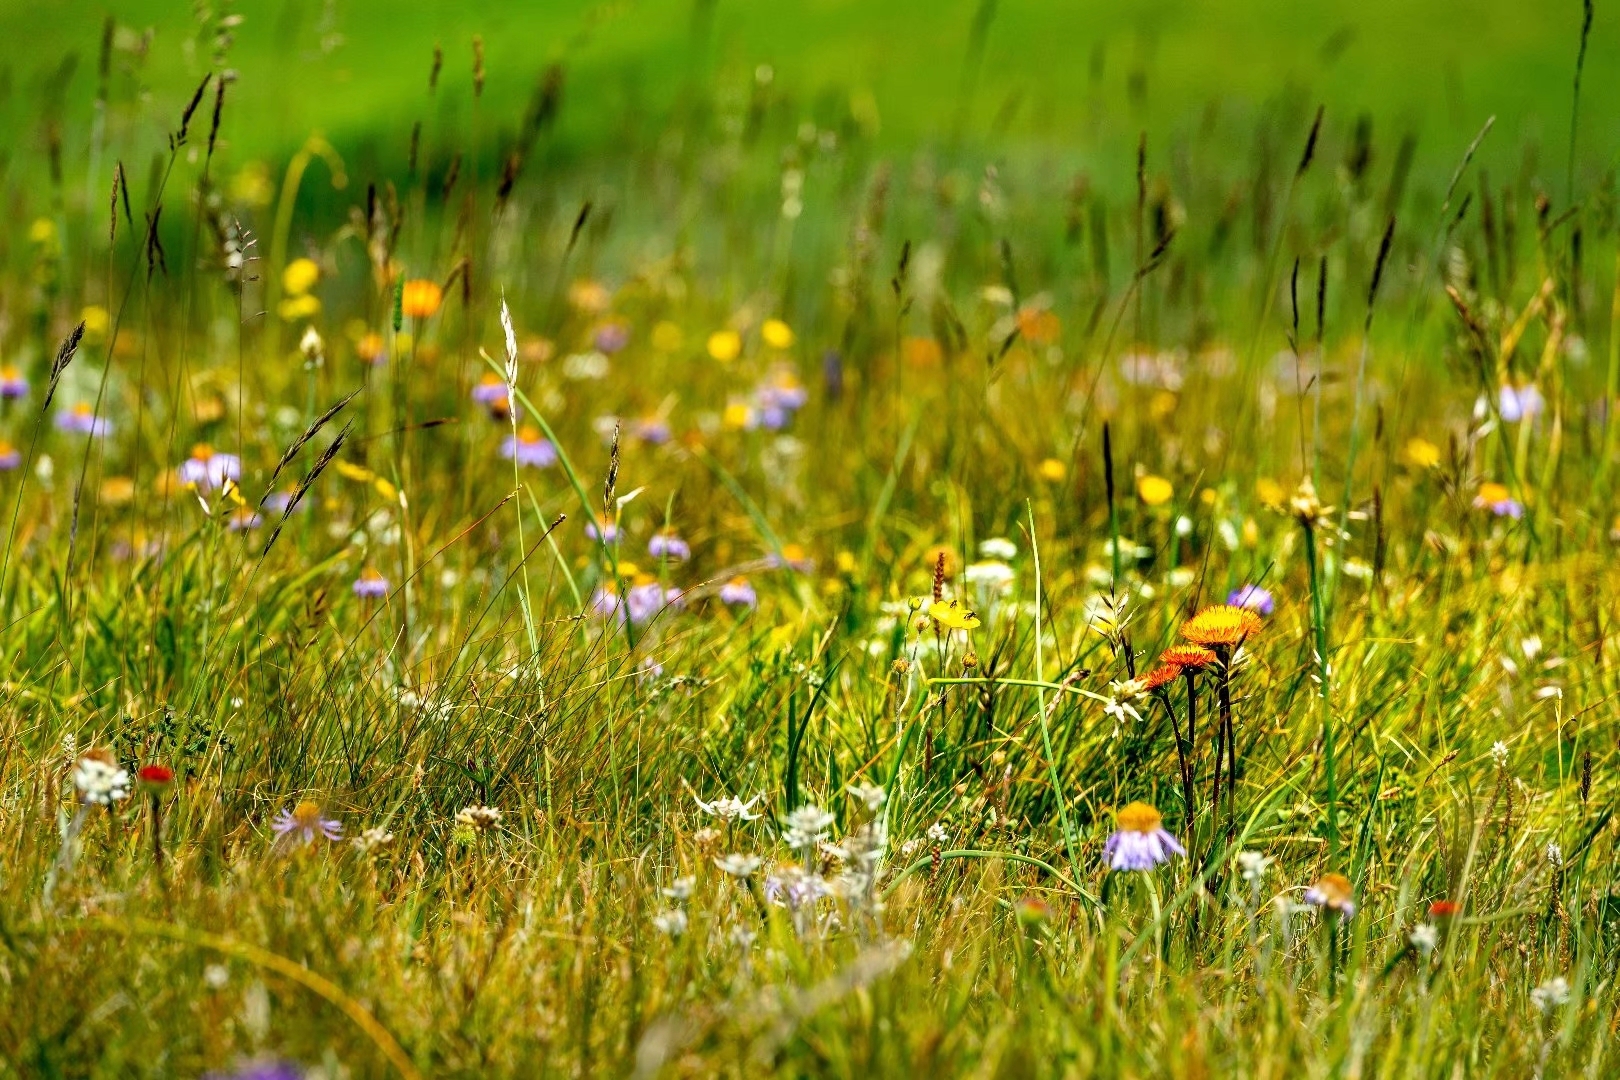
[0,2,1618,1077]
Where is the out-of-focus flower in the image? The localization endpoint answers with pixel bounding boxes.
[707,329,743,362]
[137,764,175,787]
[1235,850,1272,882]
[715,853,762,878]
[1037,458,1066,482]
[0,442,20,471]
[204,1060,305,1080]
[401,279,443,319]
[353,567,390,598]
[719,578,757,608]
[979,537,1017,560]
[353,826,394,852]
[472,372,513,419]
[272,801,342,845]
[632,416,672,445]
[1403,437,1441,469]
[178,444,242,492]
[781,805,836,850]
[0,366,29,400]
[648,531,691,563]
[501,425,557,468]
[73,750,131,806]
[282,258,320,296]
[694,794,762,821]
[1104,802,1185,871]
[1137,475,1173,506]
[455,805,503,833]
[585,517,620,544]
[1531,976,1571,1013]
[651,321,684,352]
[1227,584,1275,616]
[1409,923,1439,954]
[1303,872,1356,917]
[568,280,611,314]
[355,332,387,365]
[762,318,795,349]
[652,908,688,937]
[847,782,886,810]
[1473,481,1523,519]
[57,402,111,437]
[593,321,630,354]
[1498,382,1544,423]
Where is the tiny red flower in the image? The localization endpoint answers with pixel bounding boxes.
[1428,899,1460,918]
[138,764,175,786]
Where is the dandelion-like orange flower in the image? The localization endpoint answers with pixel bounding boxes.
[1140,664,1184,692]
[401,279,443,319]
[1180,605,1262,648]
[1159,645,1218,670]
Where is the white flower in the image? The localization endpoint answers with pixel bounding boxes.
[926,822,949,845]
[1545,841,1563,869]
[652,908,688,937]
[978,537,1018,560]
[1490,740,1510,769]
[455,805,503,833]
[1166,566,1196,588]
[352,826,395,852]
[846,782,886,810]
[1235,850,1273,883]
[782,804,837,850]
[1409,924,1439,954]
[694,793,763,822]
[715,853,762,878]
[662,875,696,902]
[1531,975,1571,1013]
[1102,694,1144,730]
[72,754,131,806]
[964,560,1015,592]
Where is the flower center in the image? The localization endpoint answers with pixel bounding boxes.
[1116,801,1162,833]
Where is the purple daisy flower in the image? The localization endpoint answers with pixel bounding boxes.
[593,322,631,354]
[205,1061,304,1080]
[471,375,511,407]
[227,508,263,532]
[633,417,672,445]
[1227,584,1275,616]
[719,578,757,608]
[177,446,242,492]
[271,802,342,846]
[1498,383,1544,423]
[648,531,690,563]
[1303,873,1357,917]
[353,568,389,598]
[0,366,28,400]
[0,443,20,471]
[1104,803,1185,871]
[586,519,620,544]
[57,403,111,437]
[501,426,557,468]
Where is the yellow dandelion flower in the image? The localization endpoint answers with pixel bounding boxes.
[277,294,322,321]
[282,258,320,296]
[722,401,754,430]
[1180,605,1263,648]
[761,318,795,349]
[401,279,443,319]
[1137,474,1173,506]
[708,329,743,363]
[80,305,110,341]
[1037,458,1066,482]
[928,599,981,631]
[1404,437,1441,469]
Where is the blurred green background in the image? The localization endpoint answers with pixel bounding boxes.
[0,0,1611,186]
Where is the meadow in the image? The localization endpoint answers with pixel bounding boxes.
[0,1,1618,1076]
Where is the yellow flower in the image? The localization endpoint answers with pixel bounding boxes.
[1180,605,1263,648]
[333,461,376,483]
[230,162,274,206]
[651,321,684,351]
[928,599,981,631]
[761,318,795,349]
[80,305,110,342]
[282,258,320,297]
[1037,458,1066,482]
[1404,437,1441,469]
[722,401,754,430]
[401,279,443,319]
[277,294,321,321]
[1137,475,1173,506]
[708,329,743,362]
[1255,477,1284,508]
[28,218,57,245]
[1114,801,1163,834]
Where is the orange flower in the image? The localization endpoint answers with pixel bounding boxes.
[1179,605,1262,648]
[401,279,443,319]
[1140,664,1184,691]
[1159,645,1217,669]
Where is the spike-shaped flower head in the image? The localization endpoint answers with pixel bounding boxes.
[1105,801,1185,871]
[1180,605,1263,649]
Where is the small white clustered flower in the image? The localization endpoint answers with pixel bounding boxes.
[781,805,837,850]
[846,782,887,811]
[73,755,131,806]
[1235,850,1273,883]
[926,822,950,845]
[662,876,696,902]
[1409,923,1439,955]
[1490,740,1510,769]
[1531,975,1571,1013]
[652,908,688,937]
[694,793,762,822]
[456,805,503,833]
[353,826,395,852]
[978,537,1018,561]
[1544,841,1563,869]
[715,853,762,878]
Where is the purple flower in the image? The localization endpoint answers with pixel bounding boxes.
[227,508,263,531]
[501,426,557,468]
[353,568,389,598]
[57,403,111,437]
[262,490,300,515]
[633,417,672,445]
[1227,584,1274,616]
[177,446,242,492]
[471,375,510,405]
[0,366,28,400]
[648,531,690,563]
[586,519,620,544]
[271,802,342,846]
[205,1062,304,1080]
[593,322,631,354]
[1498,383,1544,423]
[758,405,790,430]
[592,581,679,625]
[1104,803,1185,871]
[719,578,757,608]
[0,443,19,471]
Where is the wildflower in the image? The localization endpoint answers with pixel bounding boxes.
[1544,841,1563,869]
[979,537,1017,560]
[455,805,503,833]
[964,560,1015,592]
[1302,872,1356,917]
[0,366,28,400]
[1490,741,1510,768]
[1180,604,1263,648]
[585,517,620,543]
[846,782,886,810]
[56,402,112,437]
[277,294,320,320]
[632,416,672,445]
[471,372,512,418]
[707,329,743,362]
[1409,923,1440,954]
[928,598,981,631]
[355,332,387,365]
[648,530,691,563]
[0,442,20,470]
[663,875,696,901]
[926,822,949,845]
[282,257,320,296]
[1014,895,1053,927]
[782,804,836,850]
[353,567,389,598]
[762,863,831,908]
[719,578,757,607]
[1403,437,1441,469]
[694,793,763,821]
[1140,664,1184,691]
[177,444,242,492]
[272,801,342,845]
[1227,584,1275,615]
[1105,802,1186,871]
[72,751,131,806]
[765,543,815,572]
[568,279,611,314]
[400,279,443,319]
[1473,481,1523,518]
[652,908,688,937]
[227,507,264,532]
[137,764,175,787]
[1235,850,1272,882]
[299,326,324,363]
[1137,474,1173,506]
[715,853,762,878]
[1498,382,1544,423]
[761,318,795,349]
[1159,644,1217,670]
[500,425,557,468]
[1287,476,1335,530]
[592,321,630,354]
[204,1060,305,1080]
[1037,458,1066,482]
[353,826,394,852]
[1531,976,1570,1013]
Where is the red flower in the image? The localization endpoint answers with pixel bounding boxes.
[1428,899,1460,918]
[138,764,175,785]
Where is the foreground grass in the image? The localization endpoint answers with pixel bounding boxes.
[1,8,1619,1079]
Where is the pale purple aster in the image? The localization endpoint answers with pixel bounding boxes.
[593,322,631,354]
[719,578,757,608]
[262,490,301,515]
[501,429,557,468]
[227,508,263,532]
[1498,383,1544,423]
[271,803,342,846]
[56,404,111,437]
[586,519,621,544]
[1104,804,1186,871]
[0,367,28,400]
[205,1061,304,1080]
[633,417,672,445]
[625,581,672,624]
[177,449,242,492]
[1227,584,1275,616]
[648,532,690,563]
[353,569,389,598]
[758,404,790,430]
[0,444,19,470]
[471,377,509,405]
